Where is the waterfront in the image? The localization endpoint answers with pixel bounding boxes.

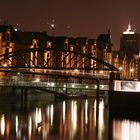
[0,92,140,140]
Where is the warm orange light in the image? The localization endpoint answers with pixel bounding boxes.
[130,68,134,72]
[118,67,122,71]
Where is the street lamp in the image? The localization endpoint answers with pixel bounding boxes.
[17,72,20,75]
[51,23,55,36]
[51,23,54,28]
[35,78,40,82]
[3,63,7,67]
[118,67,122,71]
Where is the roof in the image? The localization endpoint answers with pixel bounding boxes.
[0,25,97,49]
[14,31,48,47]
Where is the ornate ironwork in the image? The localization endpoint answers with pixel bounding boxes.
[0,48,118,71]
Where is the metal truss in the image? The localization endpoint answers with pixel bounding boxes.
[0,48,118,71]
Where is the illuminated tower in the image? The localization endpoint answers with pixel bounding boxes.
[120,23,139,61]
[119,23,140,79]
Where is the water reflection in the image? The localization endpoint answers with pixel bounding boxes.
[63,101,66,124]
[29,117,32,139]
[113,119,140,140]
[85,99,88,125]
[71,100,77,137]
[0,114,5,136]
[94,99,105,140]
[35,107,42,131]
[2,96,140,140]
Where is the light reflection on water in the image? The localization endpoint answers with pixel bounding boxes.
[0,114,5,136]
[0,98,107,140]
[113,119,140,140]
[0,96,140,140]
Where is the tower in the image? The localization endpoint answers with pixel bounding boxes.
[120,23,139,61]
[119,23,140,79]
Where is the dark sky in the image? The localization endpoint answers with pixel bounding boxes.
[0,0,140,50]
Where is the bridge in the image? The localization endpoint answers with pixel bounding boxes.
[0,47,118,98]
[0,78,109,97]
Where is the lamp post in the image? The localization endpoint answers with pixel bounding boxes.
[17,72,23,85]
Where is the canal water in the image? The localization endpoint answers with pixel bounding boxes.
[0,91,140,140]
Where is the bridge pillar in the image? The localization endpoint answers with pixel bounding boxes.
[95,79,100,139]
[96,79,100,109]
[79,78,83,95]
[65,78,68,95]
[109,72,114,92]
[21,88,28,111]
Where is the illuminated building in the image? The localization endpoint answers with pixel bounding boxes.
[97,30,113,76]
[97,30,112,64]
[0,24,113,77]
[0,25,14,66]
[118,23,140,79]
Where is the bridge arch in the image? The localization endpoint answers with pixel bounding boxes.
[0,48,118,72]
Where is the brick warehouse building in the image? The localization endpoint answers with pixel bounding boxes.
[0,24,113,78]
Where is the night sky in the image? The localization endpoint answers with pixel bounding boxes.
[0,0,140,50]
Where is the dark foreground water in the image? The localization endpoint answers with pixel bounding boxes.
[0,92,140,140]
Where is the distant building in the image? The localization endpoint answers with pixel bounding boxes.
[118,23,140,79]
[96,30,113,76]
[120,23,139,60]
[0,24,114,77]
[97,30,112,64]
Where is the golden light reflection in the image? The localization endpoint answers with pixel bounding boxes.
[0,99,108,139]
[94,99,97,127]
[85,99,88,125]
[15,115,18,134]
[98,99,104,139]
[71,100,77,137]
[50,104,54,126]
[46,105,50,117]
[94,99,105,138]
[29,117,32,138]
[35,107,42,131]
[46,104,54,126]
[15,115,21,139]
[0,114,5,136]
[113,119,140,140]
[63,101,66,124]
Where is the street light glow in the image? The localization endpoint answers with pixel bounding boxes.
[130,68,134,72]
[119,67,122,71]
[3,63,7,67]
[35,78,40,82]
[51,24,54,28]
